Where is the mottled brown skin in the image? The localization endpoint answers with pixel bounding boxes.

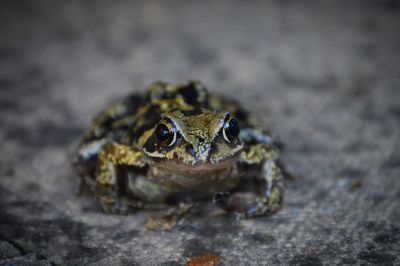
[74,81,284,218]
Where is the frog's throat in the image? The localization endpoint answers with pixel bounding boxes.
[146,155,238,175]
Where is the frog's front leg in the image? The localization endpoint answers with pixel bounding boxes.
[213,144,284,218]
[96,142,147,214]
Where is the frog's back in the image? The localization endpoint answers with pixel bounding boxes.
[81,81,212,145]
[81,93,145,145]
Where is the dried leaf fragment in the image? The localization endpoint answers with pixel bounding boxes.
[187,253,220,266]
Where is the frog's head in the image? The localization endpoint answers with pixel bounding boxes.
[143,109,243,172]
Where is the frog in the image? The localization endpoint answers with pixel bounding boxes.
[74,81,284,222]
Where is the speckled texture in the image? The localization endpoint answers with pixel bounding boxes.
[0,0,399,265]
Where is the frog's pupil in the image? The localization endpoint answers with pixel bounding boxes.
[227,118,240,138]
[156,124,171,142]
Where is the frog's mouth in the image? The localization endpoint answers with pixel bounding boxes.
[147,155,238,175]
[143,141,243,175]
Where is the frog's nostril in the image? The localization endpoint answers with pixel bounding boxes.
[214,193,223,200]
[185,144,196,157]
[213,192,231,208]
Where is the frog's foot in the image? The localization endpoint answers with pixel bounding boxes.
[213,159,283,218]
[97,193,143,214]
[146,202,194,230]
[213,192,282,219]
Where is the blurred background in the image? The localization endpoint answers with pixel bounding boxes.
[0,1,399,265]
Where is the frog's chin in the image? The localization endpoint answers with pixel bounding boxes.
[148,156,237,174]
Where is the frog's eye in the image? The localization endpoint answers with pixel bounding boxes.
[223,117,240,143]
[155,120,177,147]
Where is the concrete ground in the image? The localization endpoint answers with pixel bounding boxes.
[0,0,399,265]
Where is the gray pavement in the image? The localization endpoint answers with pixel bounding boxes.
[0,1,399,265]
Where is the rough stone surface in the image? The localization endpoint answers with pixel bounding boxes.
[1,0,399,265]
